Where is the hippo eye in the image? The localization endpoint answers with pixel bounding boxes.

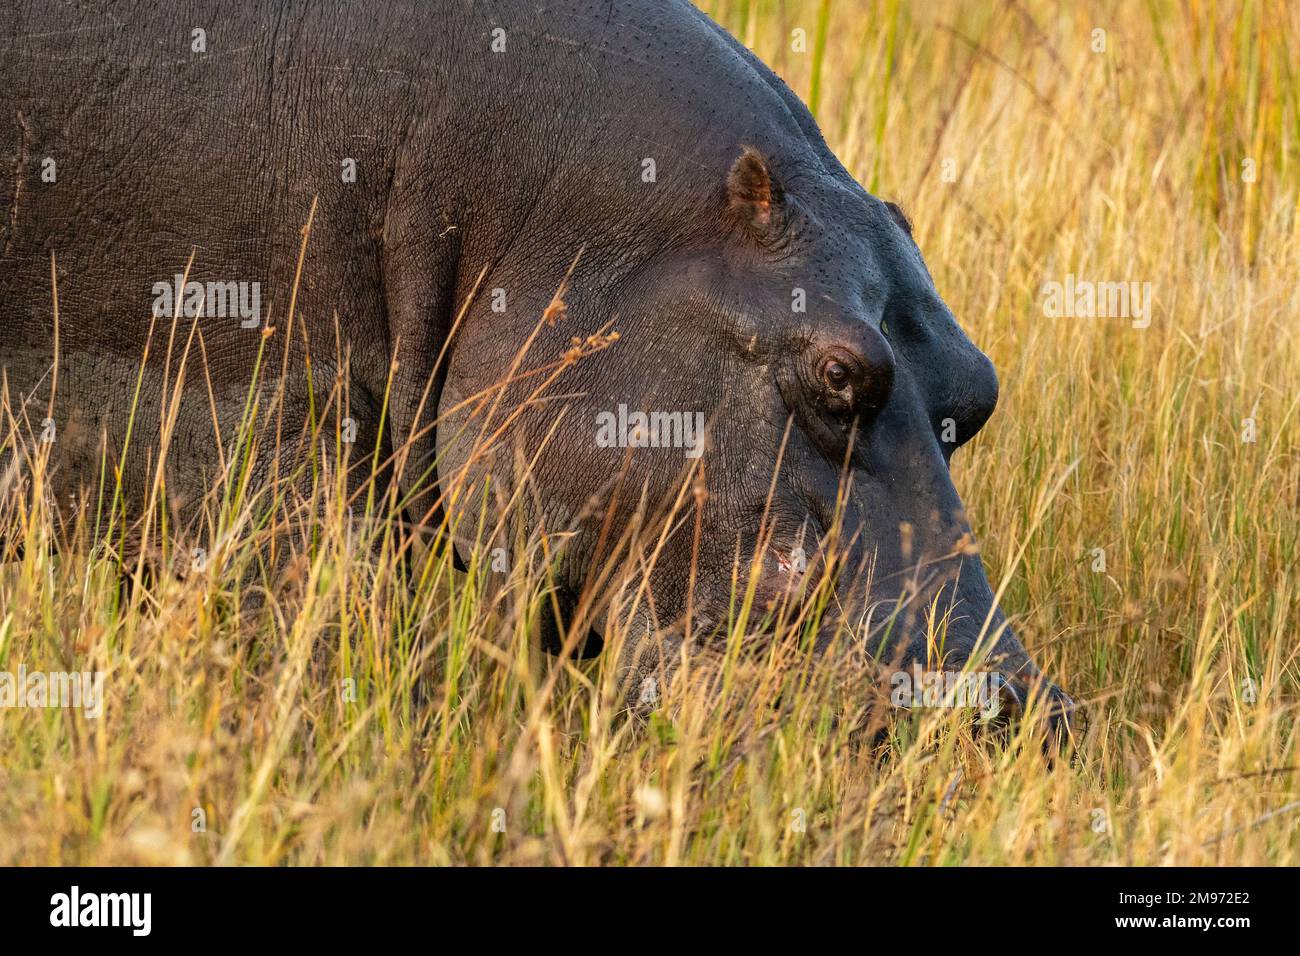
[821,359,851,391]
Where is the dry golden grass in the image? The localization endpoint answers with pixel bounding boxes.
[0,0,1296,864]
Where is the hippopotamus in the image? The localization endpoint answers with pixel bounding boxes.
[0,0,1073,733]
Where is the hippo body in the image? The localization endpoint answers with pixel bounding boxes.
[0,1,1069,723]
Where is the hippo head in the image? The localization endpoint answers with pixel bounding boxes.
[438,146,1073,736]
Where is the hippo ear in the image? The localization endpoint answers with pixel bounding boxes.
[726,146,787,241]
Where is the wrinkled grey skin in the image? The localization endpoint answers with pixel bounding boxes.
[0,1,1072,731]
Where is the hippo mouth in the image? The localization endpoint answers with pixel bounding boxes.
[737,529,1078,743]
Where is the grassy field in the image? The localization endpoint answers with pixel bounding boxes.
[1,0,1297,865]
